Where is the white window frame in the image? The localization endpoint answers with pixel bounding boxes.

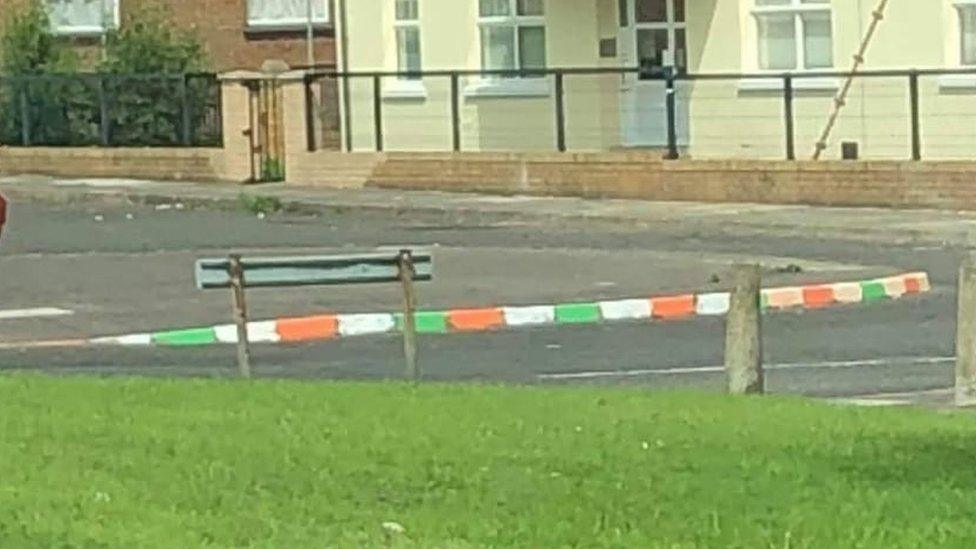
[941,1,976,89]
[478,0,547,76]
[630,0,688,76]
[246,0,331,31]
[395,0,421,79]
[751,0,833,72]
[386,0,426,99]
[48,0,120,37]
[468,0,549,97]
[956,1,976,65]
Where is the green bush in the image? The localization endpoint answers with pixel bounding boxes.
[0,0,81,145]
[99,4,206,75]
[239,194,284,216]
[0,0,76,75]
[0,1,216,147]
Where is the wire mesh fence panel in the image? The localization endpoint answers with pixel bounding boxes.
[308,75,342,151]
[345,75,380,151]
[377,75,454,152]
[0,76,101,146]
[457,75,557,152]
[185,74,223,147]
[0,74,222,147]
[106,76,181,147]
[305,68,976,158]
[793,75,911,160]
[619,78,677,152]
[683,79,784,159]
[919,73,976,160]
[562,73,624,151]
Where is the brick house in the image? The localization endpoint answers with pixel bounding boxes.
[0,0,338,72]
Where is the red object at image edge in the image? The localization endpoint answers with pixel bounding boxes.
[0,193,6,237]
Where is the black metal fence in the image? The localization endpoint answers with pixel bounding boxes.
[304,67,976,161]
[0,73,223,147]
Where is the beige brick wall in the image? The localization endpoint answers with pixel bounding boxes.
[0,146,223,181]
[284,146,976,211]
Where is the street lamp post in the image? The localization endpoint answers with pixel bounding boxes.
[305,0,315,67]
[100,0,108,61]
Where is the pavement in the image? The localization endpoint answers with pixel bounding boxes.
[0,175,968,404]
[7,174,976,247]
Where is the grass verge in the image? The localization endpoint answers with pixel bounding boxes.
[1,376,974,547]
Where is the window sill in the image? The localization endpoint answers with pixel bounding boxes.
[383,80,427,100]
[463,78,551,98]
[738,77,840,92]
[244,22,331,34]
[52,27,111,37]
[938,74,976,89]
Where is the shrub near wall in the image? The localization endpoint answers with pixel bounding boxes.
[0,0,219,148]
[0,0,78,145]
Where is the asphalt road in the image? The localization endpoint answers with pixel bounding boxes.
[0,197,961,397]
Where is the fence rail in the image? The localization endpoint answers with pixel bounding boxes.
[0,73,223,148]
[305,67,976,160]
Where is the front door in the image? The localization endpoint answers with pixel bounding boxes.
[619,0,690,147]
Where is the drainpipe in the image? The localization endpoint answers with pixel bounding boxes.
[337,0,353,152]
[857,0,867,148]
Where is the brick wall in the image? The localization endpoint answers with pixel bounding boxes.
[0,0,337,72]
[128,0,337,72]
[369,155,976,210]
[0,82,253,182]
[284,148,976,211]
[0,146,223,180]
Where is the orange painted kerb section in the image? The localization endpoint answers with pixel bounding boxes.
[802,286,835,308]
[651,295,695,319]
[448,308,506,331]
[276,315,339,342]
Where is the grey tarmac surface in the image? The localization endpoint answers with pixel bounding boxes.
[0,188,962,398]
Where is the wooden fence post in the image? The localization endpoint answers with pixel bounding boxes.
[725,264,764,395]
[956,257,976,406]
[228,254,252,379]
[398,250,419,382]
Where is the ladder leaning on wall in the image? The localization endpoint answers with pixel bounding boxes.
[811,0,891,160]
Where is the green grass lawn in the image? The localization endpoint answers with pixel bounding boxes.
[2,376,975,548]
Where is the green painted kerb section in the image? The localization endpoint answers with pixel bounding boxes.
[555,303,601,324]
[153,328,218,346]
[860,282,887,303]
[415,311,448,334]
[395,312,449,334]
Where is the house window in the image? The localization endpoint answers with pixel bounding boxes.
[753,0,832,71]
[395,0,421,79]
[958,1,976,65]
[478,0,546,75]
[47,0,118,36]
[246,0,329,30]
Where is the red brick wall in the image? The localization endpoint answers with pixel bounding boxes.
[0,0,337,72]
[133,0,337,72]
